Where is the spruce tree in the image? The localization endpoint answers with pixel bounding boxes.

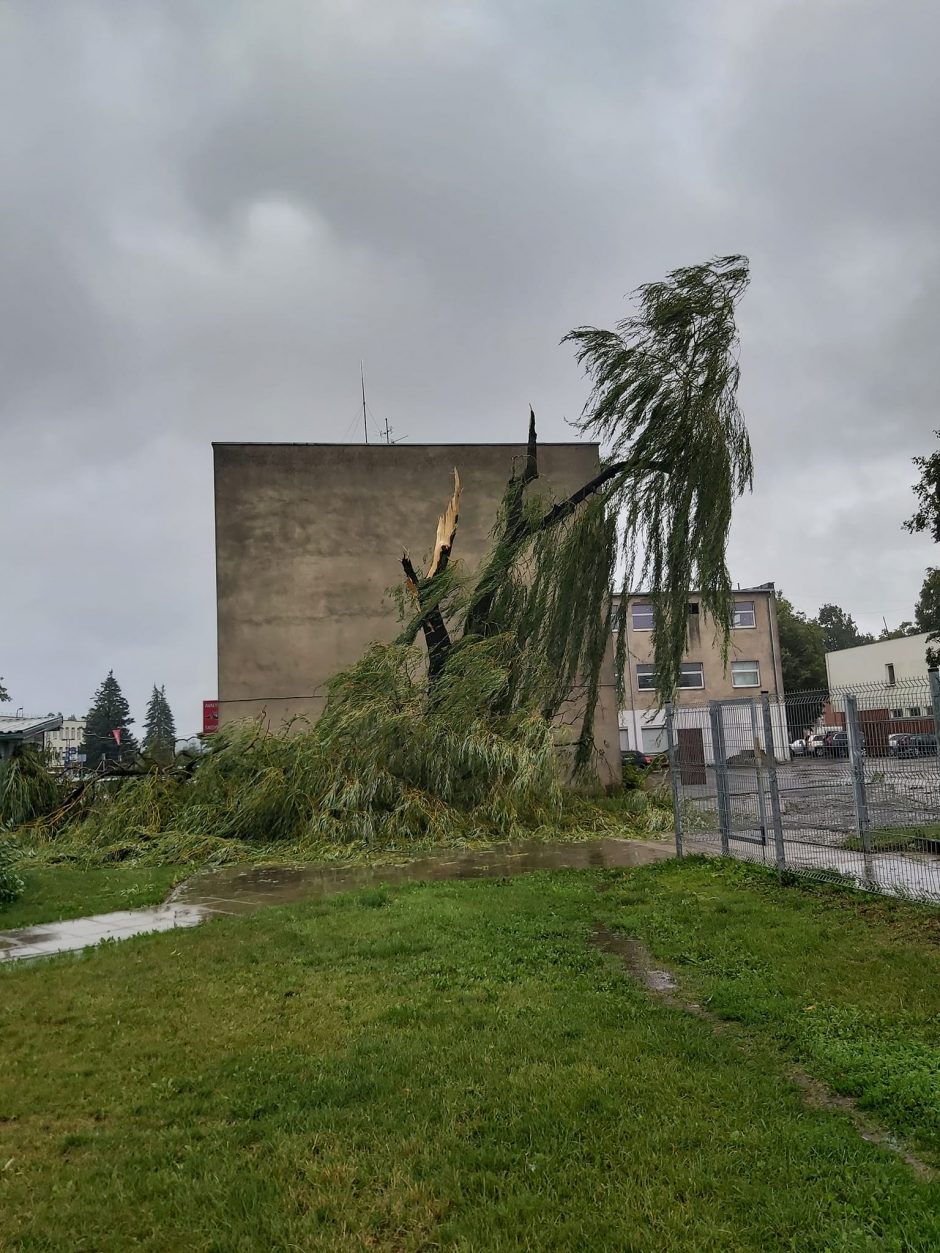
[80,671,139,769]
[142,685,177,764]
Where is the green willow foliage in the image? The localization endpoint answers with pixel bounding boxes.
[0,837,25,902]
[0,747,63,830]
[34,641,562,851]
[14,256,752,852]
[565,254,752,699]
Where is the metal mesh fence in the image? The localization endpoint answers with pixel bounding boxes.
[666,674,940,901]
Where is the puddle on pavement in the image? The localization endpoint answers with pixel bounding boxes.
[590,923,937,1180]
[169,837,673,912]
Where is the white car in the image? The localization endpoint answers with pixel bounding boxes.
[790,738,806,756]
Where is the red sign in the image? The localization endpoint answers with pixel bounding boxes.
[111,728,122,745]
[203,700,220,734]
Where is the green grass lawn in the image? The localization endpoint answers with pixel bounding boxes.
[2,862,940,1250]
[0,864,180,929]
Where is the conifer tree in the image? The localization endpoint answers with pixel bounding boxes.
[80,671,139,769]
[142,685,177,764]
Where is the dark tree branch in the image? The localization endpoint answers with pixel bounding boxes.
[523,406,538,484]
[464,411,541,637]
[536,457,667,533]
[402,552,453,678]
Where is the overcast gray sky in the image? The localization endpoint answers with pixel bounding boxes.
[2,0,938,734]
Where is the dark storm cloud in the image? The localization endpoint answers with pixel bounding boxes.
[1,0,937,730]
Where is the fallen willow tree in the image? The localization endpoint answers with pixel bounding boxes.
[13,255,752,857]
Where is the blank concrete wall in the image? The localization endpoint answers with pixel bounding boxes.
[214,442,621,783]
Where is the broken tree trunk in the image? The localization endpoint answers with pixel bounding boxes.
[402,468,461,679]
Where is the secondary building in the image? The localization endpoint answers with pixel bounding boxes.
[826,632,932,693]
[0,715,63,761]
[824,633,935,753]
[616,583,785,756]
[44,717,87,767]
[213,441,622,784]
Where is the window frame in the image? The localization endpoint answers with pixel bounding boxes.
[730,659,761,688]
[631,602,655,632]
[635,663,657,691]
[732,599,757,629]
[678,662,704,689]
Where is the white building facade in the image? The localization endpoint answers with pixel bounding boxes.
[44,717,87,766]
[826,633,932,692]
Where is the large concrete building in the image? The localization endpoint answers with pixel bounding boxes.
[616,584,785,757]
[214,442,622,783]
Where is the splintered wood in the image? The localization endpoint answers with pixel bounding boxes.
[426,468,461,578]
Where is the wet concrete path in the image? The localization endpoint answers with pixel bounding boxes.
[0,837,672,964]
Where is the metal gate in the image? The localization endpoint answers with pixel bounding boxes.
[666,693,787,870]
[663,679,940,901]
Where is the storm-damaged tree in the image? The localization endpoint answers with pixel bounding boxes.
[21,256,755,848]
[398,254,753,773]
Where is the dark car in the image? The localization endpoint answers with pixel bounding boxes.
[823,731,865,757]
[889,734,915,758]
[910,734,938,758]
[891,733,937,759]
[622,749,654,769]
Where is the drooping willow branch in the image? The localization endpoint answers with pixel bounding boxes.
[401,254,752,753]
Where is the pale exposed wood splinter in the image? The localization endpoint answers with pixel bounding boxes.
[426,468,461,578]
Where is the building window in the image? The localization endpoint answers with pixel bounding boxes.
[636,664,657,690]
[632,602,654,631]
[636,661,704,690]
[891,708,904,719]
[886,663,896,686]
[910,706,922,718]
[680,662,705,688]
[731,660,761,688]
[733,600,756,629]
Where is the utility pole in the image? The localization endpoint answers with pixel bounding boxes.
[360,361,369,444]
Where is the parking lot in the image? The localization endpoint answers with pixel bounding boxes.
[681,752,940,845]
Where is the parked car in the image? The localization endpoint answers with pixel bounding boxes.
[889,733,936,759]
[790,738,806,757]
[622,749,654,769]
[910,734,938,758]
[806,732,831,757]
[822,730,865,758]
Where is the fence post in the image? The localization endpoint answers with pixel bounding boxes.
[929,669,940,768]
[748,698,770,851]
[709,700,731,855]
[664,702,683,859]
[760,691,787,874]
[845,693,873,885]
